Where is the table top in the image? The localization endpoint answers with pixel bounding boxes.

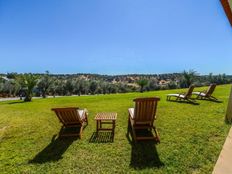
[95,112,117,120]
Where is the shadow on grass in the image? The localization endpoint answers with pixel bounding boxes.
[89,132,114,143]
[167,99,199,105]
[195,98,223,103]
[8,101,25,104]
[29,135,77,164]
[126,130,164,169]
[225,118,232,125]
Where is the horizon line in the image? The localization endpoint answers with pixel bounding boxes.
[0,71,231,76]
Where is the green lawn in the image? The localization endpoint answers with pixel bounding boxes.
[0,85,231,174]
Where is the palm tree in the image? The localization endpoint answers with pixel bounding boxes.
[137,78,148,93]
[182,70,197,87]
[18,74,38,102]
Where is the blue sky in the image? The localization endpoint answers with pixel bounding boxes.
[0,0,231,75]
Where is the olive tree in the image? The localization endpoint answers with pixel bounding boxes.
[37,71,53,98]
[137,78,148,93]
[18,74,38,102]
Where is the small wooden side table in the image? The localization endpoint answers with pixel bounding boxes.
[95,112,117,135]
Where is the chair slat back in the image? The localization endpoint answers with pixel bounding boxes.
[205,84,216,97]
[52,107,82,125]
[184,85,195,98]
[133,97,160,124]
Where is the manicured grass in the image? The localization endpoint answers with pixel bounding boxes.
[0,85,231,173]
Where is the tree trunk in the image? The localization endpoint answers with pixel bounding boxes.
[24,95,32,102]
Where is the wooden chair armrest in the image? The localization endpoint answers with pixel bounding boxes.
[197,90,206,95]
[128,108,135,119]
[178,92,185,96]
[154,114,157,120]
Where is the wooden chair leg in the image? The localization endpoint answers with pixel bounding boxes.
[153,126,160,143]
[96,120,99,135]
[85,113,88,125]
[113,120,116,136]
[131,129,137,143]
[79,125,83,139]
[59,126,65,137]
[130,123,137,143]
[210,96,218,101]
[127,115,130,135]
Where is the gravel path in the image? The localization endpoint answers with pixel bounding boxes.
[0,96,62,102]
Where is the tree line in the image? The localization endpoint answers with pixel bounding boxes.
[0,70,231,102]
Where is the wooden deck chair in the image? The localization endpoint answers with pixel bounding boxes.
[51,107,88,138]
[166,85,195,103]
[192,84,218,101]
[127,97,160,143]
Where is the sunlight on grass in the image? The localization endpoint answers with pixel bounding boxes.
[0,85,231,173]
